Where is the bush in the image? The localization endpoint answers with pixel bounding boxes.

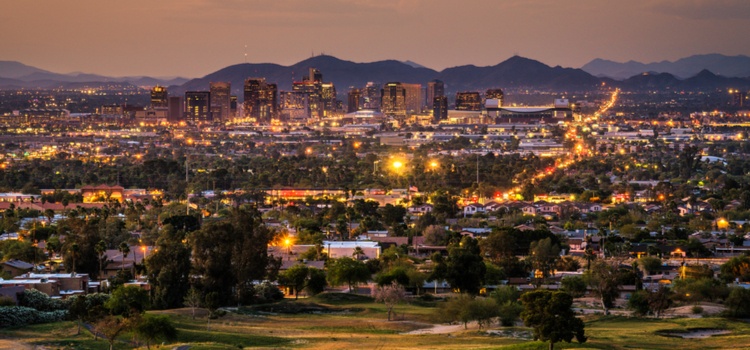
[691,305,704,314]
[628,290,650,316]
[17,289,68,311]
[0,296,15,307]
[254,281,284,304]
[0,306,67,328]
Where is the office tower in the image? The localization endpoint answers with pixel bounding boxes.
[244,78,277,122]
[485,88,504,107]
[362,82,381,110]
[151,85,168,108]
[321,83,337,117]
[433,96,448,122]
[455,92,482,111]
[185,91,211,123]
[731,90,747,107]
[426,80,445,109]
[381,82,407,116]
[347,88,362,113]
[209,82,231,122]
[230,96,238,118]
[307,68,323,83]
[168,96,184,122]
[402,83,422,114]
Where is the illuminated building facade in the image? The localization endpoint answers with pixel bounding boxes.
[185,91,211,123]
[209,82,231,122]
[455,92,482,111]
[244,78,277,122]
[347,88,362,113]
[381,82,406,116]
[362,82,381,110]
[485,88,504,107]
[426,80,445,109]
[403,83,422,114]
[150,85,168,108]
[432,95,448,122]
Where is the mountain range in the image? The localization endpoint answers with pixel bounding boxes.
[582,54,750,80]
[0,61,188,89]
[1,54,750,94]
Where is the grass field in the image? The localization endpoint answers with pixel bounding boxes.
[1,294,749,349]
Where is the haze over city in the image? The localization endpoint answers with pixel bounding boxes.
[2,0,750,77]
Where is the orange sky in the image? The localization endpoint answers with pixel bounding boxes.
[1,0,748,77]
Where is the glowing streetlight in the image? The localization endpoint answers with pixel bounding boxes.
[429,160,439,169]
[392,160,404,171]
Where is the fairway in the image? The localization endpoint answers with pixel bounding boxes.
[2,294,750,349]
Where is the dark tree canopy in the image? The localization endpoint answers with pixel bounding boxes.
[521,290,586,350]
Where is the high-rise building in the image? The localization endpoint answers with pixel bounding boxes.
[185,91,211,123]
[347,88,362,113]
[426,80,445,109]
[292,68,338,120]
[168,96,184,122]
[230,96,238,118]
[432,96,448,122]
[362,82,381,110]
[485,88,504,107]
[243,78,277,122]
[209,82,231,122]
[151,86,168,108]
[381,82,407,116]
[403,83,422,114]
[731,89,747,107]
[455,92,482,111]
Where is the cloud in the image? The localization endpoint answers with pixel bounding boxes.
[650,0,750,20]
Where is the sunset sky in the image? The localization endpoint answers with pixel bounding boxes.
[1,0,748,78]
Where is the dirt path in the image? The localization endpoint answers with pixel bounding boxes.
[0,339,33,350]
[403,321,478,335]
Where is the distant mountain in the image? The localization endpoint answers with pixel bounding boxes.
[438,56,601,92]
[176,55,602,98]
[582,54,750,79]
[176,55,439,96]
[0,61,189,89]
[615,70,750,91]
[0,61,52,79]
[401,60,428,69]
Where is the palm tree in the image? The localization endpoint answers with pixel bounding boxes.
[118,242,130,273]
[95,240,107,280]
[352,246,365,260]
[69,243,80,273]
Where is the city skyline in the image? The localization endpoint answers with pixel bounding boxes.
[1,0,749,77]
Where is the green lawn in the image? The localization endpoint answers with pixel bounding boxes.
[2,296,750,349]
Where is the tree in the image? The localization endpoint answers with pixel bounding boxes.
[423,225,448,245]
[146,224,191,309]
[435,293,473,329]
[724,287,750,318]
[105,285,150,318]
[279,264,309,300]
[628,290,650,316]
[134,314,177,350]
[183,287,202,320]
[371,281,407,321]
[305,268,327,296]
[584,261,621,314]
[560,276,587,298]
[530,238,561,283]
[445,236,485,295]
[95,240,107,280]
[326,257,370,292]
[720,255,750,282]
[467,297,499,329]
[648,285,673,318]
[118,241,130,273]
[520,290,586,350]
[95,315,129,350]
[67,295,88,335]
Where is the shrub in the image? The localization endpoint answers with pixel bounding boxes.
[0,306,67,328]
[691,305,704,314]
[254,281,284,304]
[17,289,68,311]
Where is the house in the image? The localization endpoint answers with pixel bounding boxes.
[322,241,380,260]
[1,259,34,278]
[81,184,125,203]
[463,203,486,217]
[10,273,90,297]
[521,204,538,216]
[408,204,433,216]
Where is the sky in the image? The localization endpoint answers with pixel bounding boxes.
[1,0,749,78]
